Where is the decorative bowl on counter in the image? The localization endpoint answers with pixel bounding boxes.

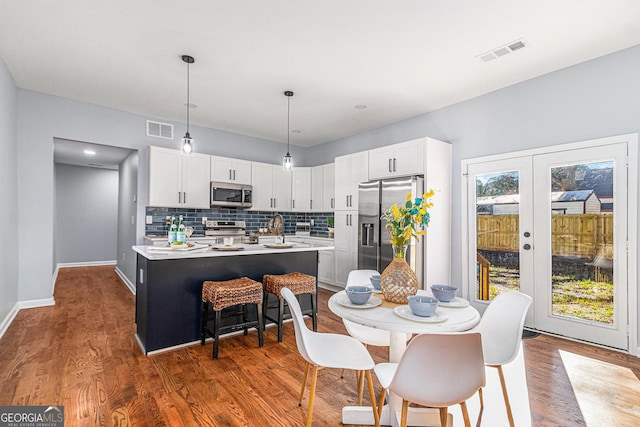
[369,275,381,290]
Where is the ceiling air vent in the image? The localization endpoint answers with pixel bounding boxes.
[477,38,527,63]
[146,120,174,140]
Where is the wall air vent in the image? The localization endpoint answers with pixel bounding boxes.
[477,38,527,63]
[146,120,174,140]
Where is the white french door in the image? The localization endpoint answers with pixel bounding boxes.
[464,137,634,351]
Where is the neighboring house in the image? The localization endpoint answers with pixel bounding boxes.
[477,190,601,215]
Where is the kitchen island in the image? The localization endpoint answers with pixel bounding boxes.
[132,242,334,353]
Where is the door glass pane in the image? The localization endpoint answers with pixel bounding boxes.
[550,161,614,324]
[475,171,520,300]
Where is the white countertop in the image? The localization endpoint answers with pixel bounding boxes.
[133,241,334,260]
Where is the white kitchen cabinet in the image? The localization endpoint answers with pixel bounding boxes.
[311,166,323,212]
[318,249,334,284]
[148,146,210,208]
[210,155,252,185]
[309,163,335,212]
[333,210,358,287]
[322,163,335,211]
[368,138,424,179]
[251,162,292,211]
[334,151,368,210]
[292,167,311,211]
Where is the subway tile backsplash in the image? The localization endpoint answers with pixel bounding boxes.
[146,207,334,237]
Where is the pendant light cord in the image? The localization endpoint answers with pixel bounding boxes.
[286,95,290,154]
[186,60,190,134]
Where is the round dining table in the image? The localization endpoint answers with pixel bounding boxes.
[328,289,481,427]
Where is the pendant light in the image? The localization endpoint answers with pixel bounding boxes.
[181,55,195,154]
[282,90,294,171]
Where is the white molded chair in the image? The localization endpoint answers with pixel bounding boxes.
[375,333,485,427]
[470,290,532,427]
[281,287,380,427]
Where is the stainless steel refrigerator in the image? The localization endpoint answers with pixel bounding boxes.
[357,176,424,286]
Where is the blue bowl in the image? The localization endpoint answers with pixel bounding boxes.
[431,284,458,302]
[370,275,381,290]
[345,286,372,305]
[407,295,439,317]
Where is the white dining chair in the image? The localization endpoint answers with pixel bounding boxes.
[374,333,486,427]
[470,290,532,427]
[281,287,380,427]
[342,269,412,401]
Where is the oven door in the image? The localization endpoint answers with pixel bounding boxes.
[210,182,245,207]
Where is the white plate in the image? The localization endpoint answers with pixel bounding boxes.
[393,305,448,323]
[437,297,470,308]
[336,294,382,309]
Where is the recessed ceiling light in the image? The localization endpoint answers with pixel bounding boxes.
[291,129,302,134]
[355,104,368,109]
[83,149,96,156]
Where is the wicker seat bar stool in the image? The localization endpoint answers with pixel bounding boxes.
[263,272,317,342]
[201,277,264,359]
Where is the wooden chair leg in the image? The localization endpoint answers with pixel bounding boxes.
[277,297,284,342]
[242,304,249,335]
[310,292,317,331]
[496,365,515,427]
[476,388,484,427]
[305,365,319,427]
[357,370,365,406]
[401,400,409,427]
[256,302,264,348]
[365,370,380,427]
[299,362,310,405]
[460,401,471,427]
[377,388,386,418]
[340,368,345,379]
[438,407,448,427]
[213,309,221,359]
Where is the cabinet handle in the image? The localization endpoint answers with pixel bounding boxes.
[178,192,181,203]
[274,198,276,208]
[389,158,393,172]
[346,215,349,226]
[331,198,334,209]
[293,200,295,209]
[310,200,313,210]
[183,192,186,204]
[233,170,236,181]
[229,169,232,180]
[393,158,397,172]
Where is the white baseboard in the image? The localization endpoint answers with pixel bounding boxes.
[115,267,136,295]
[0,302,20,341]
[18,298,55,309]
[57,260,117,268]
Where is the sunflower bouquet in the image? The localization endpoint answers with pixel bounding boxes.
[381,190,435,254]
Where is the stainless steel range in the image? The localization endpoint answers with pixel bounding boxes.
[204,220,247,243]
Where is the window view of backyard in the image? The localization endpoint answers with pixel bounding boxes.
[476,161,614,324]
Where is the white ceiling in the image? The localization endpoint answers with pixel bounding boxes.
[2,1,640,148]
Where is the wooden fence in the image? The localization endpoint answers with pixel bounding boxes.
[476,213,613,259]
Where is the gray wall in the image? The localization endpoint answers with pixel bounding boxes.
[16,89,292,302]
[307,44,640,346]
[0,59,18,323]
[54,164,119,264]
[116,151,139,287]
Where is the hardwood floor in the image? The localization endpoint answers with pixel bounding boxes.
[0,266,639,426]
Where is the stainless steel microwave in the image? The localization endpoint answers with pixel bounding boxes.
[210,182,252,208]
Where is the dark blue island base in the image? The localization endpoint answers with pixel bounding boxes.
[135,250,318,353]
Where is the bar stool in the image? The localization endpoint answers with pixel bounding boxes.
[263,272,317,342]
[201,277,264,359]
